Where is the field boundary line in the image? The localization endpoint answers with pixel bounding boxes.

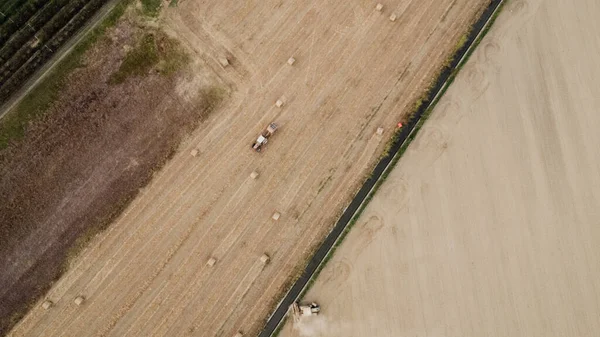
[259,0,507,335]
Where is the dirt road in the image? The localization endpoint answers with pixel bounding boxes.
[8,0,484,336]
[280,0,600,336]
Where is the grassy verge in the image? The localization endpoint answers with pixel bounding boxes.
[109,33,160,84]
[0,0,133,150]
[157,33,190,75]
[272,1,508,335]
[141,0,161,16]
[105,29,190,84]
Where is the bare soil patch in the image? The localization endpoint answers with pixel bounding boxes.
[0,16,222,335]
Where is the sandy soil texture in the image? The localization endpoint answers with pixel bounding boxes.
[280,0,600,336]
[7,0,485,336]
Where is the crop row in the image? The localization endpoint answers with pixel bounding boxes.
[0,0,109,104]
[0,0,29,25]
[0,0,72,62]
[0,0,48,44]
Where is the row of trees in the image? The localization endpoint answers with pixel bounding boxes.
[0,0,30,25]
[0,0,48,45]
[0,0,109,104]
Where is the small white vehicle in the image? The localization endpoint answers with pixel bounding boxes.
[291,301,320,317]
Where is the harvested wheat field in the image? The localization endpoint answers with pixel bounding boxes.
[280,0,600,336]
[7,0,487,336]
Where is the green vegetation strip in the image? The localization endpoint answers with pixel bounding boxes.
[110,31,190,84]
[110,33,160,84]
[141,0,162,17]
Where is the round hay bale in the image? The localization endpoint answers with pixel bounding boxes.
[260,254,270,264]
[74,296,85,306]
[42,300,53,310]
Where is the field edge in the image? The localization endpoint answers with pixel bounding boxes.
[264,0,507,335]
